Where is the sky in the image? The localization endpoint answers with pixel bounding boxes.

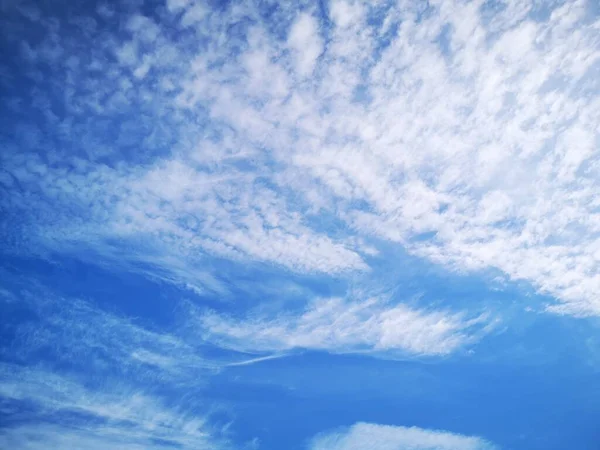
[0,0,599,448]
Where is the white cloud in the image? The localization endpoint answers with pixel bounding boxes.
[309,422,497,450]
[116,40,139,66]
[181,3,208,28]
[0,364,228,450]
[288,13,323,76]
[0,273,218,380]
[199,296,492,356]
[0,274,275,449]
[173,0,600,315]
[114,157,367,273]
[3,0,600,317]
[329,0,364,30]
[1,148,366,294]
[126,14,161,43]
[167,0,192,12]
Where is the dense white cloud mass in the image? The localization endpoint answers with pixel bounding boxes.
[1,1,599,316]
[309,422,497,450]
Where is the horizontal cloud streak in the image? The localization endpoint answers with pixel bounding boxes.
[200,297,493,356]
[310,422,497,450]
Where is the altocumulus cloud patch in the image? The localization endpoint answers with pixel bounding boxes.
[1,0,599,315]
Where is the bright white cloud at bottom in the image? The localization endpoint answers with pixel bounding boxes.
[310,422,497,450]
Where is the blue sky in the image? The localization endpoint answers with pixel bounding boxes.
[1,0,599,448]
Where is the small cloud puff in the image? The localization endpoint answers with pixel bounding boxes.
[309,422,497,450]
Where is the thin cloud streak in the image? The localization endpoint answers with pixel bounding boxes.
[199,296,494,356]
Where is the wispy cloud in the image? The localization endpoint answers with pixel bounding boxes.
[224,353,291,367]
[0,274,217,381]
[0,364,230,450]
[309,422,497,450]
[0,273,246,449]
[1,2,599,447]
[1,1,599,315]
[199,296,493,356]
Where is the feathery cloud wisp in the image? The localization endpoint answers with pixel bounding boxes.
[200,296,492,356]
